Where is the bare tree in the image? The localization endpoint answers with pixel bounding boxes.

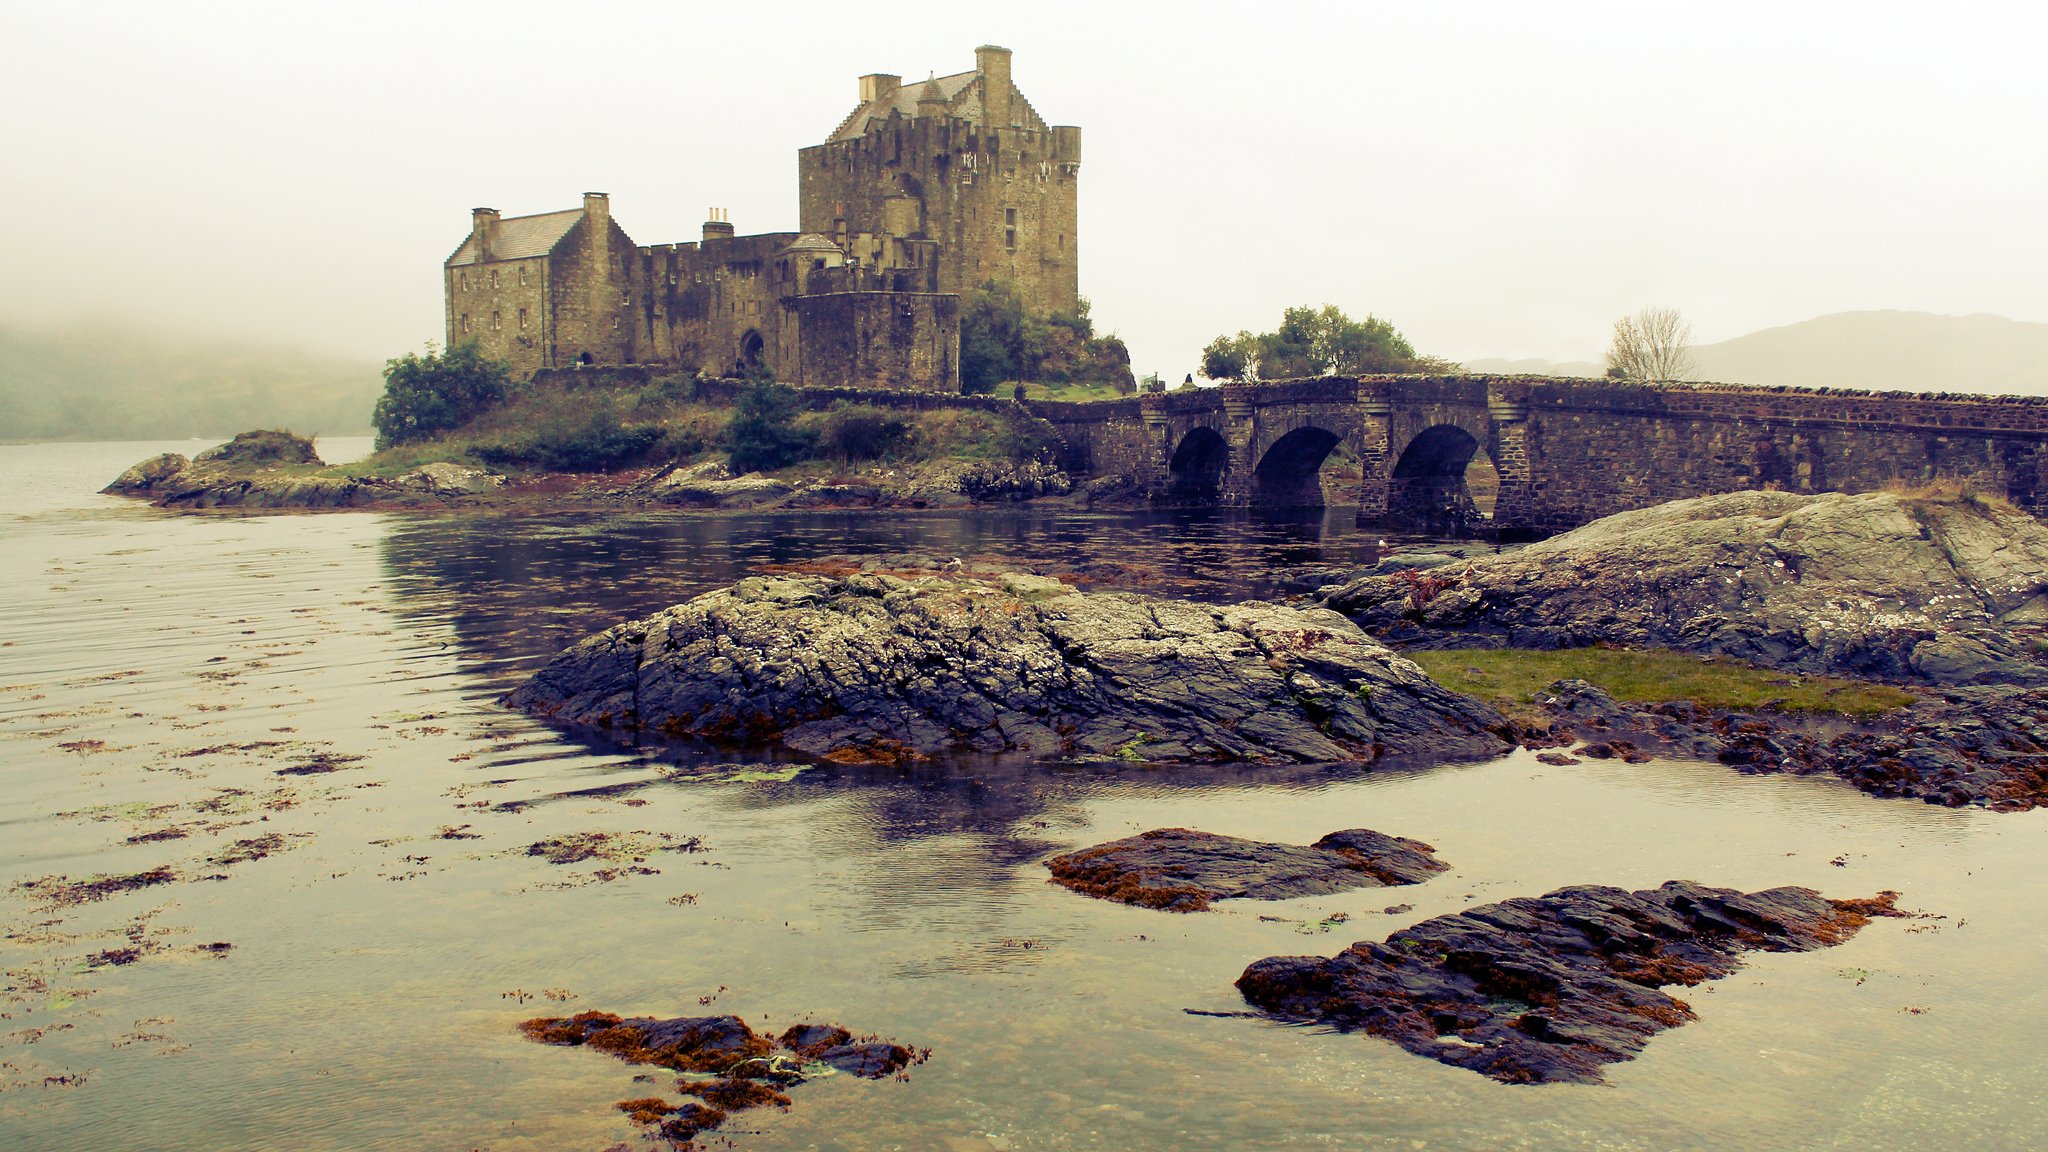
[1604,306,1696,383]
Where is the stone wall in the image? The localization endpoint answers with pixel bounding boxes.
[789,292,960,391]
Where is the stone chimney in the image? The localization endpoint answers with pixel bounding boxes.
[859,73,900,104]
[702,207,735,243]
[583,192,610,234]
[471,207,499,260]
[976,45,1013,127]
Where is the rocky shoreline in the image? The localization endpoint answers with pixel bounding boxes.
[1045,827,1450,911]
[102,436,1109,514]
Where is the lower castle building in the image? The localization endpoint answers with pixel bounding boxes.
[443,45,1080,393]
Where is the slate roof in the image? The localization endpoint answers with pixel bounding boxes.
[828,69,984,142]
[446,208,584,266]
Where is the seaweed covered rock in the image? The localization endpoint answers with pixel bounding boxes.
[1236,880,1902,1085]
[1527,679,2048,811]
[1046,827,1449,912]
[507,572,1510,765]
[1325,489,2048,686]
[521,1009,924,1147]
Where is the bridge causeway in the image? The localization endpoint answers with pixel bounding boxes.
[1024,374,2048,537]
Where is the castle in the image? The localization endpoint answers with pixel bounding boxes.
[443,46,1081,392]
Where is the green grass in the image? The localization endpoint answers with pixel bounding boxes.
[1408,647,1916,717]
[1016,380,1132,403]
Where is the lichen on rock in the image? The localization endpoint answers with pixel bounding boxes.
[506,570,1510,765]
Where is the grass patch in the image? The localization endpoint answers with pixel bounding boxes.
[1018,380,1132,403]
[1408,647,1916,717]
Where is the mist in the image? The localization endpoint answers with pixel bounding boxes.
[3,0,2043,380]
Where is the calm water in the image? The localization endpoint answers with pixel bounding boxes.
[2,441,2045,1151]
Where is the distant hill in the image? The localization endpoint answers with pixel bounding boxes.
[1466,312,2048,396]
[0,323,382,442]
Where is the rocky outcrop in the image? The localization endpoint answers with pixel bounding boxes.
[1046,827,1449,911]
[1325,490,2048,686]
[395,461,506,496]
[104,452,191,495]
[649,460,794,507]
[521,1010,923,1146]
[1526,678,2048,811]
[507,571,1510,765]
[1236,881,1903,1085]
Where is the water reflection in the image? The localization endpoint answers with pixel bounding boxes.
[373,503,1408,689]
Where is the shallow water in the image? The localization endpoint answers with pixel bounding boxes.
[2,441,2045,1151]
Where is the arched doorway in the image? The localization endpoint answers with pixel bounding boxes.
[1253,426,1343,508]
[1387,425,1495,535]
[1166,427,1229,502]
[739,329,766,372]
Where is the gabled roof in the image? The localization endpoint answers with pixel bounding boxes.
[446,208,584,267]
[828,69,989,142]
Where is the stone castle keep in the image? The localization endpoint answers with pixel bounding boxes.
[444,45,1080,391]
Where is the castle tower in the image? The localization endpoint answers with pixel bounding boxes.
[797,45,1082,317]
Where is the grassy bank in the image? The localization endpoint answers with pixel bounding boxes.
[1408,647,1917,718]
[339,376,1057,481]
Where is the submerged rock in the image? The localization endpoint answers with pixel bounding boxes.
[507,572,1510,765]
[1046,827,1450,911]
[522,1009,925,1147]
[1325,490,2048,686]
[1236,880,1903,1085]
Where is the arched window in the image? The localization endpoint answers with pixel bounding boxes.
[491,310,501,330]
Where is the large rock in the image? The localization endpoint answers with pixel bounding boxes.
[507,571,1509,765]
[103,452,190,494]
[1046,826,1449,911]
[396,461,506,496]
[1236,881,1902,1085]
[1325,490,2048,685]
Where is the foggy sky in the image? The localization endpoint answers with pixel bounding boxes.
[3,0,2043,374]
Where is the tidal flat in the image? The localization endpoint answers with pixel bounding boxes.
[4,440,2046,1150]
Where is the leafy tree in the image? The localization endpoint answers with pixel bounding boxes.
[722,381,816,473]
[1201,331,1260,383]
[959,282,1135,394]
[372,341,511,448]
[1200,306,1452,382]
[1605,306,1695,383]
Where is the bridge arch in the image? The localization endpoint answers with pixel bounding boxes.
[1167,426,1230,501]
[1387,424,1499,535]
[1254,425,1345,508]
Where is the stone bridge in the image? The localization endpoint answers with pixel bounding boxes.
[1024,374,2048,537]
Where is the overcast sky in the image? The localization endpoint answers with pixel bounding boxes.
[4,0,2044,374]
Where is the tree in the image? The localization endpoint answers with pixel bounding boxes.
[1604,307,1695,383]
[722,381,816,473]
[960,282,1136,394]
[1199,306,1449,382]
[372,341,511,448]
[1200,331,1261,383]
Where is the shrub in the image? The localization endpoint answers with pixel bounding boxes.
[475,396,661,472]
[372,341,511,448]
[722,382,816,473]
[818,404,912,462]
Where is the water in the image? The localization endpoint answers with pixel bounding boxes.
[2,441,2045,1150]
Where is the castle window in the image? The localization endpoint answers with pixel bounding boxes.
[491,311,501,330]
[518,266,528,286]
[1006,208,1017,226]
[489,269,499,289]
[518,308,528,330]
[458,273,468,291]
[612,317,620,330]
[460,314,470,334]
[1005,228,1017,253]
